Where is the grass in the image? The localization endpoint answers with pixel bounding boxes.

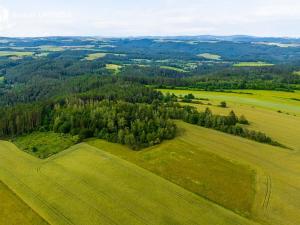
[106,64,122,74]
[38,46,65,52]
[160,66,187,72]
[198,53,221,60]
[160,89,300,150]
[0,141,257,225]
[233,62,274,67]
[0,181,49,225]
[85,52,107,60]
[0,76,4,84]
[13,132,79,159]
[88,120,300,225]
[0,51,34,58]
[294,71,300,76]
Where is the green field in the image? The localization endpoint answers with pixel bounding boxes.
[0,76,4,83]
[0,141,256,225]
[233,62,274,67]
[39,46,65,52]
[85,52,107,60]
[160,89,300,150]
[0,51,34,58]
[294,71,300,76]
[160,66,187,72]
[13,132,79,159]
[106,64,122,74]
[198,53,221,60]
[0,181,49,225]
[88,120,300,225]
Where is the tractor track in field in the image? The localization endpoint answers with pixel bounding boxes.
[262,175,272,212]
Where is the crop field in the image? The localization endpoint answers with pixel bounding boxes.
[198,53,221,60]
[106,64,122,74]
[85,52,107,60]
[233,62,274,67]
[0,51,34,57]
[0,141,257,225]
[88,120,300,225]
[160,89,300,150]
[0,181,49,225]
[38,46,65,52]
[160,66,187,72]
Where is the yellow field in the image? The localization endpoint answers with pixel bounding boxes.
[197,53,221,60]
[0,181,49,225]
[106,64,122,74]
[88,121,300,225]
[233,62,274,67]
[85,53,107,60]
[159,89,300,150]
[0,141,257,225]
[0,51,34,57]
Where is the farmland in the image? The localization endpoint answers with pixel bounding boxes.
[106,64,122,74]
[0,181,49,225]
[88,119,300,225]
[0,141,257,225]
[233,62,274,67]
[160,66,187,72]
[198,53,221,60]
[85,52,107,60]
[0,51,34,57]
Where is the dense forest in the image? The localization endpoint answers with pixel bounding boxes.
[0,36,297,149]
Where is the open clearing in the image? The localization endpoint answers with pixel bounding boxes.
[294,71,300,76]
[106,64,122,74]
[0,51,34,57]
[0,76,4,83]
[0,181,49,225]
[160,66,187,72]
[233,62,274,67]
[198,53,221,60]
[85,52,107,60]
[88,120,300,225]
[13,132,79,159]
[0,141,257,225]
[160,89,300,150]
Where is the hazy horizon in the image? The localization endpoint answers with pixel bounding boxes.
[0,0,300,38]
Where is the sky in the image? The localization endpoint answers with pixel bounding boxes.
[0,0,300,37]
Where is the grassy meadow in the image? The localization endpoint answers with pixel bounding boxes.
[160,89,300,150]
[85,52,107,60]
[0,76,4,83]
[0,181,49,225]
[0,51,34,58]
[13,132,79,159]
[233,62,274,67]
[160,66,187,72]
[106,64,122,74]
[0,141,257,225]
[198,53,221,60]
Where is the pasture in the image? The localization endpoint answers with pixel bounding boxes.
[160,89,300,150]
[106,64,122,74]
[198,53,221,60]
[85,52,107,60]
[0,51,34,58]
[88,120,300,225]
[233,62,274,67]
[14,132,79,159]
[0,181,49,225]
[160,66,187,72]
[0,141,257,225]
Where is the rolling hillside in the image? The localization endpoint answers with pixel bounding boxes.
[0,141,257,225]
